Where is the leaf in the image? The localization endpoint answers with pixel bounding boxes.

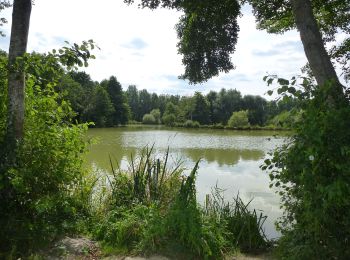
[267,78,273,86]
[267,90,273,96]
[277,78,289,86]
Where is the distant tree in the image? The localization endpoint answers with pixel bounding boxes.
[206,91,219,124]
[126,85,139,121]
[242,95,267,126]
[228,110,250,128]
[157,95,168,116]
[150,93,159,110]
[178,96,195,122]
[150,109,161,124]
[192,92,210,125]
[89,85,115,127]
[69,71,95,90]
[58,75,85,122]
[162,102,178,126]
[106,76,130,125]
[142,113,156,124]
[217,88,242,124]
[139,89,152,120]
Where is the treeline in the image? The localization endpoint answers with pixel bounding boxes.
[59,71,299,128]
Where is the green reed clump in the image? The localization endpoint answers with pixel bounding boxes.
[205,188,269,253]
[90,147,270,258]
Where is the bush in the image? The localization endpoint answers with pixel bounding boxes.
[142,113,156,124]
[263,77,350,259]
[150,109,161,124]
[162,113,177,126]
[227,110,250,128]
[183,120,200,128]
[0,43,95,257]
[212,123,224,129]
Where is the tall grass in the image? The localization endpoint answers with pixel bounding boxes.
[205,187,269,253]
[89,147,270,258]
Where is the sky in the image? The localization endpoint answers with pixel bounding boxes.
[0,0,309,97]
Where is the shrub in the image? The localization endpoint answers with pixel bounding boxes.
[263,77,350,259]
[227,110,250,128]
[183,120,200,128]
[142,113,156,124]
[150,109,161,124]
[0,43,95,257]
[162,113,177,126]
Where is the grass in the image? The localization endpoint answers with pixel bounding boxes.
[88,146,271,259]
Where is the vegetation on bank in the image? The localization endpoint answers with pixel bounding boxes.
[89,148,270,259]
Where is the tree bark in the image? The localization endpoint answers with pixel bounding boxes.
[291,0,342,92]
[7,0,32,142]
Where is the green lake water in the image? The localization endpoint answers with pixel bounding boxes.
[85,126,287,239]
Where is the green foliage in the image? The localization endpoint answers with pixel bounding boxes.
[227,110,250,128]
[142,113,156,124]
[268,110,300,129]
[183,120,200,128]
[262,76,350,259]
[105,76,130,125]
[0,51,7,139]
[0,42,95,257]
[90,85,115,127]
[205,189,269,253]
[192,92,210,124]
[162,102,178,126]
[150,108,161,124]
[91,148,270,258]
[125,0,241,83]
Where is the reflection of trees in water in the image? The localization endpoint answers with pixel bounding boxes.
[184,148,264,167]
[85,145,137,172]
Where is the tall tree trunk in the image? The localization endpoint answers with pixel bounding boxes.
[7,0,32,143]
[291,0,342,93]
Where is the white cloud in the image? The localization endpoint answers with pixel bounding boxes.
[0,1,309,98]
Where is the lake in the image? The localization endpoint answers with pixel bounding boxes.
[85,126,286,239]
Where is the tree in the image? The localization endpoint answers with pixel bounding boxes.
[125,0,346,96]
[139,89,152,121]
[150,108,161,124]
[105,76,130,125]
[247,0,348,84]
[124,0,240,83]
[126,85,139,121]
[89,85,115,127]
[58,75,86,122]
[216,88,242,124]
[6,0,31,145]
[162,102,178,126]
[242,95,267,126]
[142,113,156,124]
[192,92,210,124]
[227,110,250,128]
[206,91,219,124]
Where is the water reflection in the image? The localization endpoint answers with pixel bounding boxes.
[85,127,286,239]
[184,148,264,166]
